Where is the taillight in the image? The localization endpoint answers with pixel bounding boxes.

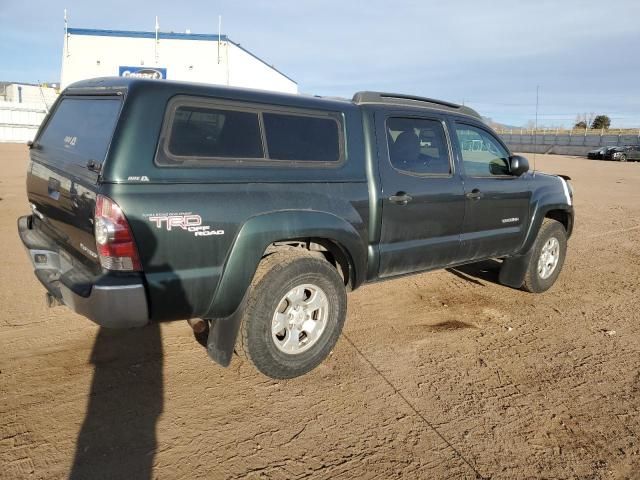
[94,195,142,271]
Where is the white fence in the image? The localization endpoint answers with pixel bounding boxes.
[0,101,48,143]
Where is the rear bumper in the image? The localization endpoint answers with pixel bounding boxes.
[18,215,149,328]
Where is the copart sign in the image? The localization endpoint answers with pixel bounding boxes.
[119,66,167,79]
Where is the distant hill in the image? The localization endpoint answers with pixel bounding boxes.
[482,117,522,131]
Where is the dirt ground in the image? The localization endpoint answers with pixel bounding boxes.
[1,143,639,479]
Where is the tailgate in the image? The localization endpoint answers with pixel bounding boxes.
[27,95,123,270]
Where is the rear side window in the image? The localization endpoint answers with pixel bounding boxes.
[157,97,344,166]
[37,97,122,166]
[386,117,451,175]
[168,106,263,158]
[263,113,340,162]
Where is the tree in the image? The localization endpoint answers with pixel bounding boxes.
[574,121,587,129]
[591,115,611,130]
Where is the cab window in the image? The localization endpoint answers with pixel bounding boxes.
[157,97,345,166]
[455,125,510,176]
[263,112,341,162]
[168,106,263,159]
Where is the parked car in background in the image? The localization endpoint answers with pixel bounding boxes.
[604,146,640,162]
[587,146,615,160]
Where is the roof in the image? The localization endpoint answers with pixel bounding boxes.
[64,77,353,112]
[66,28,296,84]
[64,78,488,124]
[0,81,55,88]
[352,91,482,120]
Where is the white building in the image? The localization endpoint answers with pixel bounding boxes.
[0,83,58,106]
[60,28,297,93]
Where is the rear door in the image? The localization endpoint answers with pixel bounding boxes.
[451,121,531,261]
[27,95,123,268]
[376,112,465,277]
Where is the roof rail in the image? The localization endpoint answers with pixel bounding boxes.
[352,91,482,119]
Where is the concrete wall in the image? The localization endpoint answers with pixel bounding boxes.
[500,132,640,156]
[61,29,297,94]
[0,101,47,143]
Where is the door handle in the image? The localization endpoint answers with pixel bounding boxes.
[465,188,482,200]
[389,192,413,205]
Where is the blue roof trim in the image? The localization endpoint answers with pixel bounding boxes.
[68,28,228,41]
[66,28,297,85]
[227,39,297,85]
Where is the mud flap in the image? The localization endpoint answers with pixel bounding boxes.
[499,248,533,289]
[206,303,245,367]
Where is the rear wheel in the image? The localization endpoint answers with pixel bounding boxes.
[522,219,567,293]
[237,251,347,379]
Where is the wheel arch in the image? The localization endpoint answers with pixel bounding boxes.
[204,210,366,319]
[264,237,357,290]
[500,198,573,290]
[544,208,573,237]
[521,204,573,254]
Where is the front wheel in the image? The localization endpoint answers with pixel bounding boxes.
[619,154,627,162]
[237,252,347,379]
[522,219,568,293]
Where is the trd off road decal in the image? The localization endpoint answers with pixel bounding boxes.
[145,212,224,237]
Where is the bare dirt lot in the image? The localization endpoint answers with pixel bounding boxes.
[1,144,639,479]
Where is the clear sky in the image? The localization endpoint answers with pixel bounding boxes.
[2,0,639,128]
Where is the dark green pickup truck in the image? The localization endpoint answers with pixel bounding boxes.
[18,78,574,378]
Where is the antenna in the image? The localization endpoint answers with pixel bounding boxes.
[533,85,539,173]
[38,81,50,114]
[217,15,222,64]
[155,16,159,64]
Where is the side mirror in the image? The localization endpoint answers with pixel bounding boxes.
[509,155,530,176]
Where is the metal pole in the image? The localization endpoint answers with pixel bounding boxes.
[218,15,222,64]
[64,9,69,57]
[534,85,539,171]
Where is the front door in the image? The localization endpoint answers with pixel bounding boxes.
[452,122,531,261]
[377,113,465,278]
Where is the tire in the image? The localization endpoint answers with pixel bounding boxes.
[237,251,347,379]
[619,154,627,162]
[522,219,567,293]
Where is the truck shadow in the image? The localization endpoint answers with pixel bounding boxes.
[446,259,502,286]
[68,325,163,480]
[69,219,191,480]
